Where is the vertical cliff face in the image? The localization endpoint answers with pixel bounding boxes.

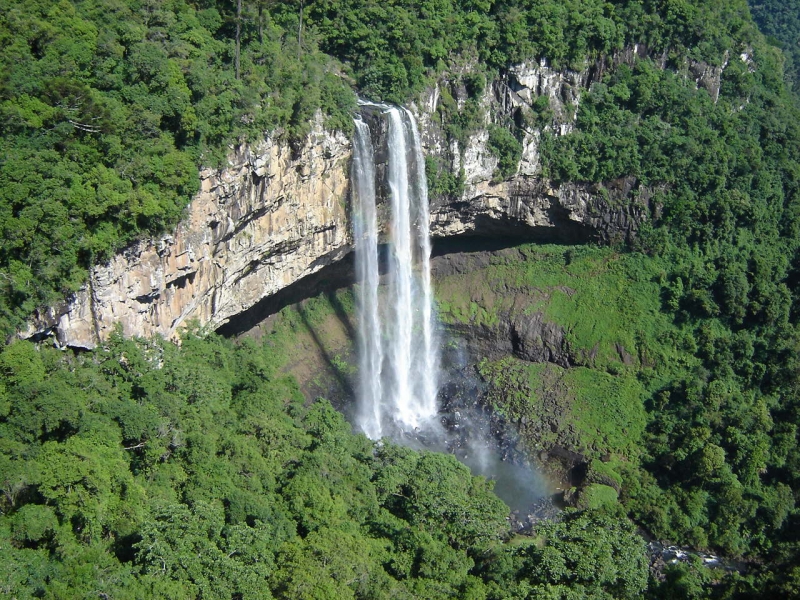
[27,117,353,349]
[26,56,668,348]
[413,47,727,244]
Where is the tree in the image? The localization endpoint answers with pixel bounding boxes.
[235,0,242,79]
[481,508,649,599]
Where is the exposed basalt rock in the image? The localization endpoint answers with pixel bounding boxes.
[510,311,569,365]
[430,247,573,367]
[429,177,648,244]
[27,117,353,349]
[412,58,652,245]
[442,313,570,369]
[412,46,722,245]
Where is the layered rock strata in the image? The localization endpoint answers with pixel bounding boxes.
[28,119,352,349]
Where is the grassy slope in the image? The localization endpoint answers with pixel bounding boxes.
[244,289,359,405]
[436,244,700,465]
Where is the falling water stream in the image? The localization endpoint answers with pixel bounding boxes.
[353,103,439,439]
[351,118,384,439]
[351,103,549,517]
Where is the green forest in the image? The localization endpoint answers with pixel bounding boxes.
[2,0,800,597]
[0,329,650,598]
[749,0,800,93]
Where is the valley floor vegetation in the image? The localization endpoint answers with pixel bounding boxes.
[0,332,649,598]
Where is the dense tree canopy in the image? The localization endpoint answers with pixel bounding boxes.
[749,0,800,93]
[536,0,800,578]
[0,333,649,597]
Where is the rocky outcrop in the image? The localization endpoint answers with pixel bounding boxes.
[411,46,724,246]
[414,59,651,245]
[429,177,648,244]
[444,313,571,369]
[27,117,353,349]
[430,248,573,368]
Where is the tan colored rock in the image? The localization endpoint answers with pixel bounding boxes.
[28,116,352,349]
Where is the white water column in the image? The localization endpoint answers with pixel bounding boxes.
[405,108,440,421]
[353,104,440,439]
[352,119,384,439]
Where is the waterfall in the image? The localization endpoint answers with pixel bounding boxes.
[352,104,439,439]
[352,106,549,515]
[405,108,439,421]
[352,119,383,439]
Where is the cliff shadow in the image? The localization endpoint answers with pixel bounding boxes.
[216,252,357,339]
[430,224,593,260]
[217,243,400,339]
[294,299,356,403]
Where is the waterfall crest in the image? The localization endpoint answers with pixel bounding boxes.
[352,104,439,439]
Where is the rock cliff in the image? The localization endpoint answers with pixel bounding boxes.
[28,118,353,348]
[420,50,718,243]
[26,61,655,349]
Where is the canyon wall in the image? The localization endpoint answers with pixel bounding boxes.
[25,60,660,349]
[27,118,353,348]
